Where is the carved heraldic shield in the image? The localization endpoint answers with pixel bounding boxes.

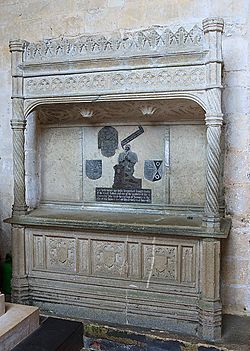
[86,160,102,180]
[144,160,163,182]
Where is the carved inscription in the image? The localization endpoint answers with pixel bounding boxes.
[46,237,76,272]
[92,241,125,277]
[96,188,151,203]
[143,245,177,281]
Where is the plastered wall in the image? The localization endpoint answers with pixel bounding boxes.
[0,0,249,316]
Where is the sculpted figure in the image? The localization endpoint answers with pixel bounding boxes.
[113,144,142,189]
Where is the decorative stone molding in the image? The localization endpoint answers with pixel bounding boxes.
[24,25,204,64]
[24,66,206,98]
[202,18,224,34]
[80,109,94,118]
[139,105,158,117]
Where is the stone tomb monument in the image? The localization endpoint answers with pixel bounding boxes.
[6,18,230,341]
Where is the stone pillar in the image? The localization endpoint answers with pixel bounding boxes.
[204,113,223,228]
[199,239,221,340]
[11,225,29,303]
[9,40,28,215]
[11,117,28,215]
[202,18,224,89]
[202,18,224,229]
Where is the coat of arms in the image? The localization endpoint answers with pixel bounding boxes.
[86,160,102,180]
[144,160,163,182]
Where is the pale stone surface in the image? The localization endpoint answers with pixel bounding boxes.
[170,125,206,206]
[0,294,5,317]
[40,127,82,203]
[0,0,249,322]
[0,303,39,351]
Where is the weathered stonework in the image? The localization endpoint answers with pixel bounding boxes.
[0,0,249,343]
[5,17,230,342]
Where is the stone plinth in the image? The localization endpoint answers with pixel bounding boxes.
[0,303,39,351]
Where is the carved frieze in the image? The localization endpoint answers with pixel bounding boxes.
[24,25,204,63]
[30,230,197,288]
[24,66,206,98]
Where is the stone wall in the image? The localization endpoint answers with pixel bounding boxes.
[0,0,249,316]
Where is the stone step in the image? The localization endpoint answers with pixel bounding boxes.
[0,303,39,351]
[11,317,83,351]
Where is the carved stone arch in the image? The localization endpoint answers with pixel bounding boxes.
[24,91,208,120]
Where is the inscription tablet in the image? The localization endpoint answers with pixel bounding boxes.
[96,188,151,203]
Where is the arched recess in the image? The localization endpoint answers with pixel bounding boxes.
[24,97,208,214]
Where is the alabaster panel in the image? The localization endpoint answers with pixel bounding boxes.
[170,124,206,205]
[28,228,198,290]
[40,127,82,202]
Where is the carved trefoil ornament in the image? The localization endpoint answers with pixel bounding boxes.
[24,67,206,98]
[24,25,204,63]
[85,160,102,180]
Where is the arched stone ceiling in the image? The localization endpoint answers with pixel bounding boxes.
[37,99,205,125]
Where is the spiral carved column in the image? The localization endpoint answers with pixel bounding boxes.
[204,114,223,228]
[11,119,28,215]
